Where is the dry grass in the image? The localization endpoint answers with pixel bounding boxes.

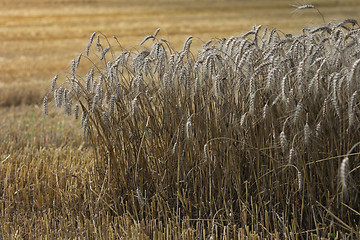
[44,17,360,239]
[2,0,360,239]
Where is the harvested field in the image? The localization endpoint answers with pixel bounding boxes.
[1,0,360,238]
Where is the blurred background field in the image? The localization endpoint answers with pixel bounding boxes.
[1,0,360,238]
[1,0,360,106]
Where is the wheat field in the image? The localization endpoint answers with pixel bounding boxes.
[1,0,360,239]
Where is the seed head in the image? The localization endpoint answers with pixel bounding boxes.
[240,112,247,127]
[304,122,310,145]
[56,87,64,108]
[75,53,82,69]
[74,104,79,120]
[294,101,302,124]
[349,91,357,128]
[43,96,48,115]
[83,117,89,136]
[315,122,322,137]
[131,97,138,116]
[51,75,58,91]
[100,46,110,60]
[109,95,116,115]
[289,147,296,164]
[102,111,110,129]
[96,35,102,52]
[340,157,349,192]
[296,4,315,10]
[64,100,72,116]
[92,94,99,113]
[297,170,303,191]
[263,103,269,120]
[186,118,192,139]
[280,131,288,153]
[81,111,86,126]
[71,59,76,76]
[249,92,256,115]
[86,32,97,56]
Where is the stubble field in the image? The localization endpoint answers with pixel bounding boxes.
[1,0,359,106]
[1,0,360,238]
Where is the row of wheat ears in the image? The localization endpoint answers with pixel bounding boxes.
[43,18,360,196]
